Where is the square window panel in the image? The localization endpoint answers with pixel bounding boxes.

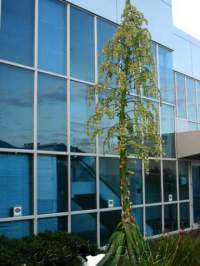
[38,217,68,233]
[164,204,178,232]
[0,220,32,239]
[146,206,162,236]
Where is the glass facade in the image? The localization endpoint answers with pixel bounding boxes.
[0,0,197,246]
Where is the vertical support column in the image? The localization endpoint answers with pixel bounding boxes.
[142,160,146,238]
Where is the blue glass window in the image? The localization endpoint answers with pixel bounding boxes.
[129,160,143,205]
[0,221,32,239]
[163,161,177,202]
[0,0,34,66]
[187,78,197,121]
[146,206,162,236]
[0,154,33,218]
[176,73,186,119]
[0,64,33,149]
[38,0,67,74]
[132,208,143,234]
[71,213,97,243]
[180,203,190,229]
[70,7,95,82]
[38,73,67,151]
[70,81,95,153]
[38,217,68,233]
[164,204,178,232]
[71,156,96,211]
[197,82,200,121]
[179,161,189,200]
[38,155,68,214]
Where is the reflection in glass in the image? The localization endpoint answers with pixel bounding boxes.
[0,154,33,218]
[71,7,95,82]
[71,213,97,243]
[38,0,67,74]
[71,156,96,211]
[146,206,162,236]
[132,208,143,233]
[0,0,34,66]
[180,203,190,229]
[0,64,33,149]
[197,81,200,121]
[0,221,32,239]
[179,161,189,200]
[38,73,67,151]
[176,73,186,118]
[145,161,161,203]
[100,158,120,208]
[164,204,178,232]
[159,46,174,103]
[71,81,95,153]
[163,161,177,202]
[161,104,175,158]
[129,160,143,205]
[100,211,121,246]
[38,155,68,214]
[38,217,68,233]
[187,78,197,121]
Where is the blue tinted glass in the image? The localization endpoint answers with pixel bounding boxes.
[132,208,143,234]
[38,0,67,74]
[0,64,33,149]
[180,203,190,229]
[197,82,200,121]
[0,0,34,66]
[71,213,97,243]
[146,205,162,236]
[38,155,68,214]
[71,7,95,82]
[159,46,174,103]
[70,81,95,153]
[0,154,33,218]
[100,210,121,246]
[0,221,32,239]
[129,160,143,205]
[163,161,177,202]
[100,158,120,208]
[179,161,189,200]
[38,217,68,233]
[38,73,67,151]
[187,78,197,121]
[164,204,178,232]
[176,73,186,118]
[71,156,96,211]
[161,105,175,158]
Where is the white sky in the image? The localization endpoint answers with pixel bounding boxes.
[172,0,200,40]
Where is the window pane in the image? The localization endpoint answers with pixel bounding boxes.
[100,210,121,246]
[0,154,33,218]
[132,208,143,234]
[179,161,189,200]
[145,161,161,204]
[0,64,33,149]
[163,161,177,202]
[71,213,97,243]
[100,158,120,208]
[197,82,200,121]
[70,81,95,153]
[161,104,175,158]
[38,155,68,214]
[71,7,95,82]
[0,0,34,66]
[0,221,32,239]
[187,78,197,121]
[71,156,96,211]
[176,73,186,118]
[146,206,162,236]
[164,204,178,232]
[180,202,190,229]
[38,217,68,233]
[38,73,67,151]
[129,160,143,205]
[38,0,67,74]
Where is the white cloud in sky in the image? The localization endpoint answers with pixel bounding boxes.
[172,0,200,40]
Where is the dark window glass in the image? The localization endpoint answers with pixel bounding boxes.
[132,208,143,234]
[176,73,186,118]
[100,210,121,246]
[100,158,120,208]
[38,155,68,214]
[71,213,97,243]
[187,78,197,121]
[70,81,95,153]
[164,204,178,232]
[71,7,95,82]
[0,64,33,149]
[38,0,67,74]
[0,154,33,218]
[0,221,32,239]
[145,161,161,204]
[71,156,96,211]
[180,203,190,229]
[38,73,67,151]
[161,104,175,158]
[159,46,174,103]
[163,161,177,202]
[38,217,68,233]
[179,161,189,200]
[129,160,143,205]
[0,0,34,66]
[146,206,162,236]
